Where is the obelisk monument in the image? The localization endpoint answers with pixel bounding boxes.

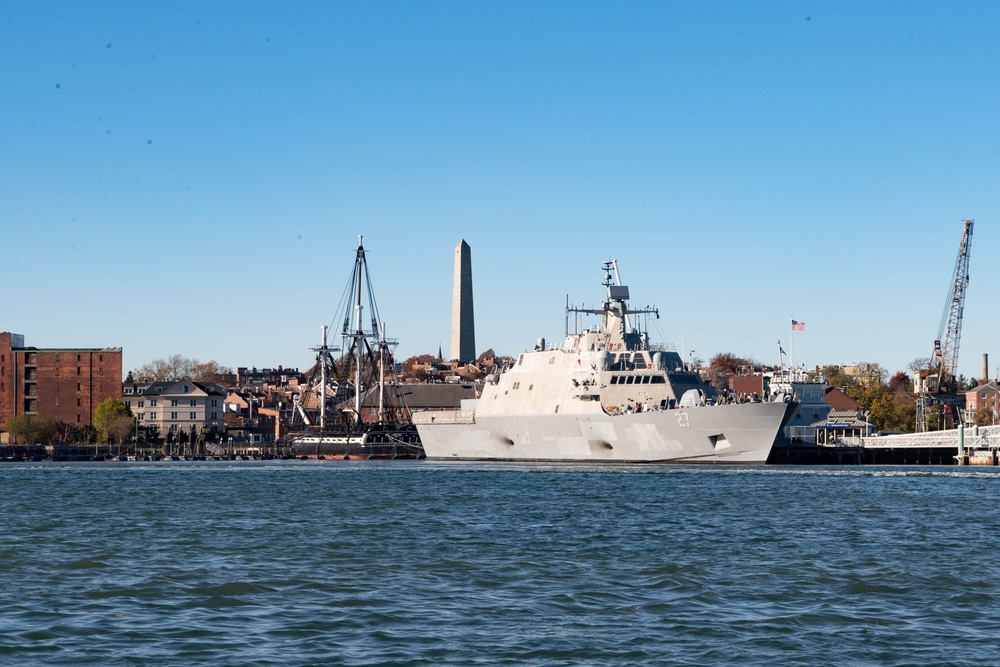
[450,240,476,362]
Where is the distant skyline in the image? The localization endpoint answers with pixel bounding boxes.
[3,2,999,381]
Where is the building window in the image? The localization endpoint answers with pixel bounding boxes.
[77,383,81,391]
[190,412,196,420]
[77,414,81,423]
[139,400,144,408]
[171,399,178,407]
[190,399,196,407]
[170,412,178,419]
[77,398,81,407]
[125,401,131,408]
[150,399,157,407]
[77,367,81,375]
[211,412,218,420]
[211,399,218,407]
[77,354,81,362]
[150,412,157,420]
[183,385,188,393]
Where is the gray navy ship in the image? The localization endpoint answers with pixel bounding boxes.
[413,260,797,463]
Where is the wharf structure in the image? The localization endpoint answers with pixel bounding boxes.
[0,332,122,443]
[769,425,1000,465]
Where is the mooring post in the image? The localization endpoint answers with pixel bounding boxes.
[957,423,965,465]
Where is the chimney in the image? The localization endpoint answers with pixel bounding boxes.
[983,353,989,386]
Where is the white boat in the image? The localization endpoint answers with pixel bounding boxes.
[413,260,797,463]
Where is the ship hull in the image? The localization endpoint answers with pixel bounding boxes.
[286,424,424,460]
[414,401,795,464]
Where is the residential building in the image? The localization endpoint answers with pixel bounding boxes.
[122,379,226,442]
[0,332,122,443]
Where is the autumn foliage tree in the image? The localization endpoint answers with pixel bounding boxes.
[706,353,757,390]
[401,354,438,381]
[821,363,915,433]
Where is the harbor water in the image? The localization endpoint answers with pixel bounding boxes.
[2,460,1000,666]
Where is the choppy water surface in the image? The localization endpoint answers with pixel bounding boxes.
[1,461,999,666]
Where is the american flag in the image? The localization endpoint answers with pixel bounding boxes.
[791,320,805,331]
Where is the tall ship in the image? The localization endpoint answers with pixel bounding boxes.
[413,260,797,463]
[279,237,422,459]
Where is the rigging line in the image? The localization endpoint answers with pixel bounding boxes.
[363,259,382,335]
[328,268,355,338]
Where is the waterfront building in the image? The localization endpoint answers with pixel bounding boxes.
[0,332,122,444]
[122,379,226,443]
[767,371,832,444]
[965,381,1000,425]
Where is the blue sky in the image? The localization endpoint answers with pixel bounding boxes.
[3,1,999,381]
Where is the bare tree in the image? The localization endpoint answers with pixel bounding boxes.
[132,355,232,384]
[108,414,136,447]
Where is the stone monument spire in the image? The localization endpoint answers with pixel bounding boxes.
[450,240,476,362]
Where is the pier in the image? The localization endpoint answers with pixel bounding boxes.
[770,425,1000,465]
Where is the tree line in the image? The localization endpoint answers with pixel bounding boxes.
[7,398,134,447]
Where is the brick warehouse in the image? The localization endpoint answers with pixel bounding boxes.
[0,332,122,444]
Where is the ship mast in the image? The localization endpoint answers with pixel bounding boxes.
[566,259,658,349]
[332,235,400,427]
[308,324,339,430]
[353,236,365,420]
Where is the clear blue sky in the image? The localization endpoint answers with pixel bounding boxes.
[3,1,999,381]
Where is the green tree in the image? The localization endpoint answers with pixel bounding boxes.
[6,414,59,444]
[93,398,134,444]
[821,365,855,390]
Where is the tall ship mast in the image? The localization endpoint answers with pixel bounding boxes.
[413,258,797,463]
[281,237,422,459]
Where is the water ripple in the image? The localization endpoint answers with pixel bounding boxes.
[1,461,1000,665]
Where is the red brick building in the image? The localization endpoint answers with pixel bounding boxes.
[0,332,123,443]
[965,381,1000,425]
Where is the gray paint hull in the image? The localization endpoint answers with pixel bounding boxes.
[415,401,795,464]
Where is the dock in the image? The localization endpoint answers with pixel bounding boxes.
[769,424,1000,466]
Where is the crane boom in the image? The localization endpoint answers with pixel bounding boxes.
[931,219,974,393]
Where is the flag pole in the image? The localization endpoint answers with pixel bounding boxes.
[789,318,794,380]
[778,340,784,374]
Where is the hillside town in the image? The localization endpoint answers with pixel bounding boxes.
[2,326,997,460]
[2,223,990,463]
